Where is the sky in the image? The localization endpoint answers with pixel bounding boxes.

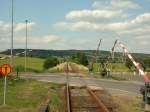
[0,0,150,53]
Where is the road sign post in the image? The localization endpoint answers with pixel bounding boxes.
[4,76,7,105]
[0,64,12,105]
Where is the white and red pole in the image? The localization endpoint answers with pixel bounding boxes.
[112,40,149,82]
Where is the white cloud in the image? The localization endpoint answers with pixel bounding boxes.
[119,26,150,36]
[14,22,35,32]
[92,0,140,10]
[0,34,60,51]
[1,34,59,44]
[66,9,126,20]
[56,13,150,32]
[55,21,128,31]
[0,20,36,51]
[130,13,150,24]
[30,35,59,44]
[0,20,36,34]
[111,0,140,10]
[56,1,147,33]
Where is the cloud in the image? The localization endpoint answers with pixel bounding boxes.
[1,34,59,44]
[0,33,60,51]
[56,13,150,32]
[14,22,35,32]
[66,9,126,20]
[30,35,59,44]
[92,0,140,10]
[0,20,35,34]
[0,21,11,43]
[119,26,150,36]
[130,13,150,24]
[55,1,147,33]
[55,21,128,31]
[111,0,140,10]
[65,0,140,21]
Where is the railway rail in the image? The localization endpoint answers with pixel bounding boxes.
[65,86,109,112]
[65,62,109,112]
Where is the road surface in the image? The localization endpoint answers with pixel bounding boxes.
[21,73,143,96]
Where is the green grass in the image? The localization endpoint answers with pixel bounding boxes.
[1,57,144,73]
[48,93,64,112]
[0,76,63,112]
[0,57,45,72]
[110,63,131,72]
[93,63,131,73]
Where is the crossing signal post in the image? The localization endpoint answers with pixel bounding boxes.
[0,64,12,105]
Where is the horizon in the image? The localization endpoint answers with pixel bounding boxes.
[1,48,150,55]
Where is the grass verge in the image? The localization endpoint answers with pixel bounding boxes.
[92,73,126,81]
[113,95,144,112]
[0,76,63,112]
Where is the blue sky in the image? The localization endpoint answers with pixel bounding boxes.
[0,0,150,53]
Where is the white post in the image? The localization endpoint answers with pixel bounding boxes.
[3,76,7,105]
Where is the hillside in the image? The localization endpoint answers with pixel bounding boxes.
[1,49,150,59]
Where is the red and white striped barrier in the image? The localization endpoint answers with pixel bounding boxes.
[112,40,149,82]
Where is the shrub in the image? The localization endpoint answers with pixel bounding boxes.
[43,57,59,69]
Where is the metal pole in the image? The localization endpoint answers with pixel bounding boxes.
[3,76,7,105]
[25,20,28,72]
[10,0,14,67]
[95,39,102,72]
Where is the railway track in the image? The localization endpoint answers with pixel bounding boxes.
[65,86,109,112]
[65,62,109,112]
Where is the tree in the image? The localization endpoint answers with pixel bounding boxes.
[43,56,59,69]
[138,59,146,71]
[125,57,133,70]
[143,58,150,70]
[70,52,88,66]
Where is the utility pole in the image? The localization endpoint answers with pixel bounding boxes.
[95,39,102,63]
[10,0,14,67]
[5,0,14,106]
[94,39,102,72]
[111,40,118,60]
[25,20,28,72]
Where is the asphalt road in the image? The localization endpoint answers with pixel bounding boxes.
[21,73,144,96]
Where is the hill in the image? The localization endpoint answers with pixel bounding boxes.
[1,49,150,59]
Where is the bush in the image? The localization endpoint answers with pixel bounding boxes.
[43,57,59,69]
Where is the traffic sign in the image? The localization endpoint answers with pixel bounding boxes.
[0,64,12,76]
[0,64,12,105]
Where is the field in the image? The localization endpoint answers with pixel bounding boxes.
[1,56,147,74]
[93,63,131,72]
[0,57,45,72]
